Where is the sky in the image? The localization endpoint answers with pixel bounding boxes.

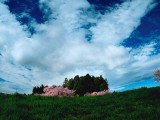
[0,0,160,93]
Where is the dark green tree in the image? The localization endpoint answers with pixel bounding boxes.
[63,74,109,96]
[75,77,86,96]
[63,78,69,87]
[84,74,95,92]
[32,86,36,94]
[100,79,108,91]
[73,75,80,90]
[32,84,44,94]
[67,78,74,90]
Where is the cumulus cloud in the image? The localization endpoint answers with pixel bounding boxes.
[0,0,159,93]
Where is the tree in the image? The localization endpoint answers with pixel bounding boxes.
[100,79,108,91]
[32,84,44,94]
[40,84,44,94]
[67,78,74,90]
[84,74,95,92]
[75,77,86,96]
[32,86,36,94]
[63,78,69,87]
[63,74,109,96]
[73,75,80,90]
[154,69,160,82]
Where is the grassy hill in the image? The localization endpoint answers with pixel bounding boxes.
[1,87,160,120]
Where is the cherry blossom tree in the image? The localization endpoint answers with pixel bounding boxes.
[154,69,160,82]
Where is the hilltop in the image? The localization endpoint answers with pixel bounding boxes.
[32,74,109,97]
[1,86,160,119]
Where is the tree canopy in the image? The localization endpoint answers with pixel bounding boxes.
[63,74,108,96]
[32,84,44,94]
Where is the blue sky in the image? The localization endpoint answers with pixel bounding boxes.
[0,0,160,93]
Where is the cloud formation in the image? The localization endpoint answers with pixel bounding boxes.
[0,0,159,93]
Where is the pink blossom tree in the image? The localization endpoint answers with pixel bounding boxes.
[154,69,160,82]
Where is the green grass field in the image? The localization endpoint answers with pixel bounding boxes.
[1,87,160,120]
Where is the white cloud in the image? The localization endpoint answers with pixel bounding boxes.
[0,0,159,93]
[131,42,156,62]
[91,0,157,46]
[0,3,28,50]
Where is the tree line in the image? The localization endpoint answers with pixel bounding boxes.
[63,74,108,96]
[32,74,109,96]
[32,84,44,94]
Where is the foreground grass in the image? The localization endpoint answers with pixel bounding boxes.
[1,87,160,120]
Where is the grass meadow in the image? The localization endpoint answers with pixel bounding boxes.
[1,87,160,120]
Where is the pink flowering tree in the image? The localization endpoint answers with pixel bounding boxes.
[154,69,160,82]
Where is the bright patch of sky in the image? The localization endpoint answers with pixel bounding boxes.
[117,79,160,92]
[0,0,160,93]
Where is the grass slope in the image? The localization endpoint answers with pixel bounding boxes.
[1,87,160,120]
